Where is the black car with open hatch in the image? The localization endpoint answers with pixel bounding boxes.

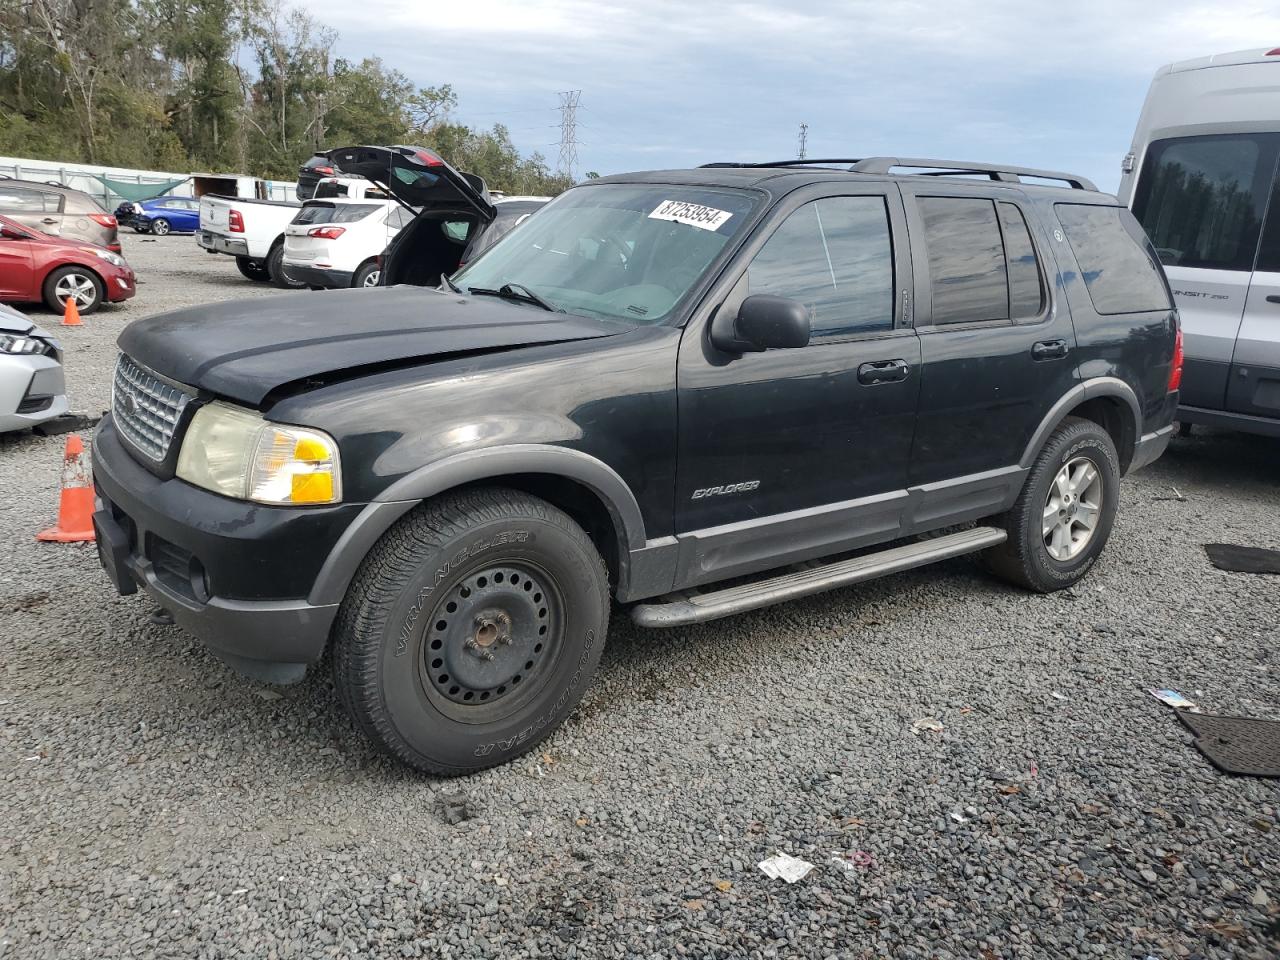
[92,149,1181,774]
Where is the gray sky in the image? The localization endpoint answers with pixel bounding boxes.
[316,1,1280,193]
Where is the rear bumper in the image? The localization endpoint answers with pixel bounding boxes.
[1129,424,1173,473]
[1178,404,1280,438]
[91,418,364,681]
[198,231,251,257]
[282,262,352,288]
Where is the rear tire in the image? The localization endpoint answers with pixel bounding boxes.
[235,256,271,282]
[42,266,104,315]
[267,242,305,289]
[982,417,1119,593]
[150,218,171,237]
[352,260,381,288]
[333,488,609,775]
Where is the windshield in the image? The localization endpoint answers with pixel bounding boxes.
[452,184,758,324]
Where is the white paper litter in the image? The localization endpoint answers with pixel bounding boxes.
[1149,688,1200,712]
[757,852,815,884]
[911,717,944,735]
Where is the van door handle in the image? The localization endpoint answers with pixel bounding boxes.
[1032,339,1069,361]
[1266,295,1280,304]
[857,359,910,384]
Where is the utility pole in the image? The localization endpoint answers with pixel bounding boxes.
[798,122,808,161]
[557,90,582,181]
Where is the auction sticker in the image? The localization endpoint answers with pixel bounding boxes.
[648,199,734,231]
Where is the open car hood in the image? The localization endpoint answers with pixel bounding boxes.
[118,287,628,407]
[325,145,497,223]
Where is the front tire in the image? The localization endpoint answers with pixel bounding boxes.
[983,416,1120,592]
[43,266,104,314]
[333,488,609,775]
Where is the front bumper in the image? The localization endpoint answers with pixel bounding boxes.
[198,231,250,257]
[0,353,68,433]
[282,262,352,289]
[91,418,364,681]
[105,270,136,303]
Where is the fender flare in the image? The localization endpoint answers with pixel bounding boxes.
[1019,376,1142,470]
[308,444,647,606]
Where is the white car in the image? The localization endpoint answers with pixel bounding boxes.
[0,302,67,433]
[282,198,419,289]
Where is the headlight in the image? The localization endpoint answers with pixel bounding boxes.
[82,248,126,268]
[175,402,341,505]
[0,334,49,356]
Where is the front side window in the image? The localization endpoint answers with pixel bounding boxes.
[453,184,759,324]
[1131,134,1278,271]
[745,196,895,338]
[918,197,1009,324]
[1056,203,1172,315]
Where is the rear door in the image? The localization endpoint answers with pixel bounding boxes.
[1130,133,1280,410]
[900,184,1069,492]
[1229,167,1280,420]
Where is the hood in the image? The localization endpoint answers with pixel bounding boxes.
[0,302,35,335]
[117,286,631,407]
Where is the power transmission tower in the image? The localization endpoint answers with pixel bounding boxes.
[798,122,808,161]
[557,90,582,181]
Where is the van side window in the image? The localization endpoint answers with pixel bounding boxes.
[997,202,1044,318]
[1055,204,1172,315]
[746,196,895,338]
[1254,173,1280,273]
[1131,134,1278,271]
[918,197,1008,324]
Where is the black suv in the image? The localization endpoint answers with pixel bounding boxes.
[92,151,1180,775]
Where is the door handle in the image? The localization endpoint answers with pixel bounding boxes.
[1032,339,1069,361]
[1266,295,1280,304]
[40,218,58,225]
[857,359,910,385]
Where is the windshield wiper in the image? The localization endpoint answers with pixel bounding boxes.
[467,282,561,312]
[440,272,461,293]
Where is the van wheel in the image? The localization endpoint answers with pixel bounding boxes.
[982,417,1119,592]
[267,242,305,289]
[333,488,609,775]
[43,266,104,314]
[235,256,271,282]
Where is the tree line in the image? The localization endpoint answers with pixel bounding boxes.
[0,0,574,195]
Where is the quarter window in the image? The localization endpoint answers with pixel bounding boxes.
[1131,134,1279,271]
[1055,204,1172,315]
[918,197,1009,324]
[746,196,895,338]
[998,202,1044,318]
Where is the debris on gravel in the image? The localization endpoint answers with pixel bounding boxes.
[1,236,1278,958]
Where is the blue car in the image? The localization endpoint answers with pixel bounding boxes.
[130,197,201,236]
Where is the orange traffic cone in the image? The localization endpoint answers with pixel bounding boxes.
[36,434,96,543]
[61,295,81,327]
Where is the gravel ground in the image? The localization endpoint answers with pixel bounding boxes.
[2,235,1279,959]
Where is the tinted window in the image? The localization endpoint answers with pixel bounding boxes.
[998,202,1043,318]
[1131,134,1278,271]
[386,206,415,229]
[1254,171,1280,273]
[918,197,1008,324]
[746,196,894,338]
[0,187,58,214]
[292,202,380,225]
[1056,204,1172,315]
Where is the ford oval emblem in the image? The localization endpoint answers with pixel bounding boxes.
[121,392,137,417]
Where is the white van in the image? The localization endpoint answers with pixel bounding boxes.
[1117,47,1280,437]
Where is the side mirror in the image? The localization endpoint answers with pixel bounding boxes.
[713,294,811,352]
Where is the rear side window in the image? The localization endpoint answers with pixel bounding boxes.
[0,187,61,214]
[1131,134,1278,271]
[918,197,1008,324]
[293,203,379,225]
[1055,204,1172,315]
[746,196,895,338]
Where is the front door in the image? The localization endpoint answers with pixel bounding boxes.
[0,230,32,300]
[674,186,920,586]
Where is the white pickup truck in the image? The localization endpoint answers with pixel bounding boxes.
[198,177,389,287]
[198,195,304,288]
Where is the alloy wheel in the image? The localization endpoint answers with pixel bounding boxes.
[54,273,98,308]
[1042,455,1103,561]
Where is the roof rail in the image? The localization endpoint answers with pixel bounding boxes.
[850,157,1097,191]
[700,159,865,169]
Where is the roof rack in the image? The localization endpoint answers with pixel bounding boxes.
[699,157,1097,191]
[850,157,1097,191]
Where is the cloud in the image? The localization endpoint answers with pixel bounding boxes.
[312,0,1280,189]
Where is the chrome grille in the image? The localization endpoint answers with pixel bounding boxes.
[112,354,193,463]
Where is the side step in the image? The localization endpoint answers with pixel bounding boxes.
[631,525,1007,628]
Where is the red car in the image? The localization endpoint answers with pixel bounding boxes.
[0,214,135,314]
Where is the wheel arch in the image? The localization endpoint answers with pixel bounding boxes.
[1020,378,1141,475]
[308,445,646,607]
[42,261,105,304]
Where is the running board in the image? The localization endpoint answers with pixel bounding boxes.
[631,526,1007,628]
